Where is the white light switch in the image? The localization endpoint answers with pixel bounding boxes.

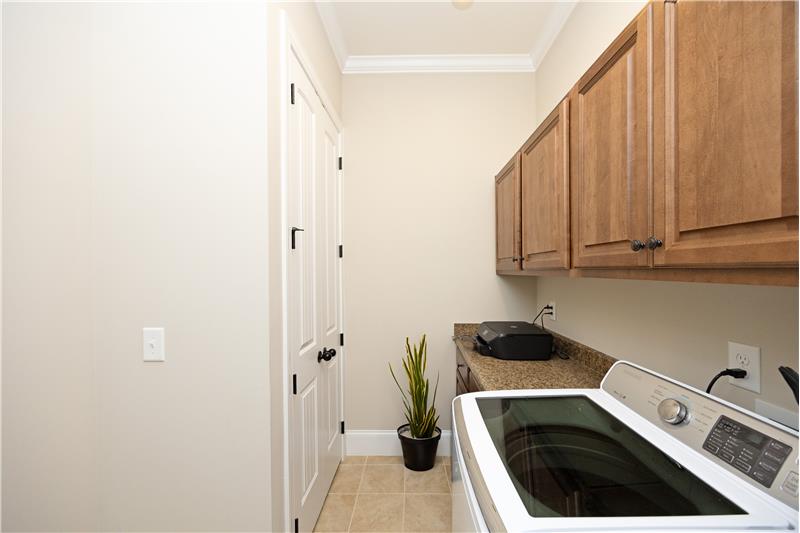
[143,327,165,362]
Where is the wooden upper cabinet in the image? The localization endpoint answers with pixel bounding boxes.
[495,153,522,272]
[521,98,570,270]
[571,5,652,269]
[652,0,798,268]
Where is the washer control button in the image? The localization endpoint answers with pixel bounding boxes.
[781,471,798,496]
[658,398,688,425]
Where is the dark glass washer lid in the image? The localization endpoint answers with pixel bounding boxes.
[476,396,745,518]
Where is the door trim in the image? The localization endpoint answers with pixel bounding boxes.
[279,11,344,532]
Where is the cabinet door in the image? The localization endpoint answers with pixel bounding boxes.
[653,0,798,267]
[571,6,652,268]
[496,153,522,272]
[521,98,570,270]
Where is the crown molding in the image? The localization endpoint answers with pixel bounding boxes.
[343,54,535,74]
[315,1,576,75]
[315,2,348,71]
[529,0,577,71]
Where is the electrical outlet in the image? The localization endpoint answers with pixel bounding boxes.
[728,341,760,393]
[547,301,556,321]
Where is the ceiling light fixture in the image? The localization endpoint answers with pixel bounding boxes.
[452,0,474,11]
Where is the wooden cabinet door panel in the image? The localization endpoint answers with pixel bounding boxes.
[653,0,798,267]
[521,99,570,270]
[496,153,522,272]
[571,6,652,268]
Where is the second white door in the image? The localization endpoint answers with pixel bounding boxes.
[287,48,343,532]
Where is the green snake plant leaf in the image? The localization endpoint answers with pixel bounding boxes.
[388,334,439,438]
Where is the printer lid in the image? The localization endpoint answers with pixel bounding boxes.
[478,321,550,337]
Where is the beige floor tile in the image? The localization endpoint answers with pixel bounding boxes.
[341,456,367,465]
[404,465,450,493]
[349,493,404,532]
[403,494,452,532]
[360,464,405,492]
[366,455,405,465]
[329,465,364,494]
[313,494,356,532]
[434,456,450,466]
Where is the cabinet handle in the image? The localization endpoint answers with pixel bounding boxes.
[646,236,663,250]
[630,239,646,252]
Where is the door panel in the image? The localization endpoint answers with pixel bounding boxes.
[496,153,521,272]
[653,0,798,267]
[571,6,652,268]
[288,49,342,533]
[300,380,319,502]
[521,98,570,270]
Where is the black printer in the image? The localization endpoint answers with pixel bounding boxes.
[474,321,553,360]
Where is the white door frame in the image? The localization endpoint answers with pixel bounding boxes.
[279,11,344,531]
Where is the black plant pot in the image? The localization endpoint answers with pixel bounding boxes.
[397,424,441,471]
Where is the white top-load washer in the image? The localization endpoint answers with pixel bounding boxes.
[451,361,799,532]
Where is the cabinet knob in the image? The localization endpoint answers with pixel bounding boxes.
[630,239,646,252]
[646,236,663,250]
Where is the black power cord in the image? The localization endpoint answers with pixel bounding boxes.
[532,304,554,330]
[706,368,748,394]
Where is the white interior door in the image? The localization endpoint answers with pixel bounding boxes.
[287,49,343,533]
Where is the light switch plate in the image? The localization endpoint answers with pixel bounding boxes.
[728,341,760,393]
[143,327,165,362]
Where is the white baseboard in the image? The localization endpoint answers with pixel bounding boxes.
[345,429,452,456]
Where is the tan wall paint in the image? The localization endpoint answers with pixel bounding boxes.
[535,1,647,122]
[533,1,799,414]
[3,4,271,530]
[342,73,539,431]
[266,4,342,531]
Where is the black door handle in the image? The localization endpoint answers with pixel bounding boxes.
[317,347,336,363]
[291,227,304,249]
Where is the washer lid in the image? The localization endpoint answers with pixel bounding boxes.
[455,389,797,532]
[476,395,745,519]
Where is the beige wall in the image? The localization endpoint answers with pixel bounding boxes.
[533,1,799,414]
[342,73,539,431]
[535,0,647,122]
[4,4,271,530]
[266,3,342,531]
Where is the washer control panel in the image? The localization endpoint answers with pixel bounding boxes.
[703,415,792,488]
[602,362,799,509]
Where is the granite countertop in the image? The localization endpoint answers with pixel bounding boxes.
[454,323,615,391]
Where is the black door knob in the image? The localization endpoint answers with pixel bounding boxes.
[646,236,663,250]
[317,347,336,363]
[630,239,646,252]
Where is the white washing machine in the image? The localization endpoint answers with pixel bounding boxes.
[451,361,799,532]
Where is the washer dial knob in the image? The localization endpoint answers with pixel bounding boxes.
[658,398,688,425]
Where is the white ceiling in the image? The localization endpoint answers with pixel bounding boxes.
[315,1,577,73]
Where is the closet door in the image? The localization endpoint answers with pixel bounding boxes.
[496,153,522,272]
[570,4,652,268]
[652,0,798,268]
[521,98,570,270]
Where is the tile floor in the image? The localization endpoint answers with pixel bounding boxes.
[313,456,452,533]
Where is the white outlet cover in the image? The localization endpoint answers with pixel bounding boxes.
[728,341,760,393]
[143,327,165,362]
[547,301,557,321]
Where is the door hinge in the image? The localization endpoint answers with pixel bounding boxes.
[340,420,345,434]
[290,83,295,105]
[338,244,343,258]
[338,156,343,170]
[294,518,299,533]
[292,374,297,395]
[339,333,344,346]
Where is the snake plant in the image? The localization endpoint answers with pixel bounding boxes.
[389,334,440,439]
